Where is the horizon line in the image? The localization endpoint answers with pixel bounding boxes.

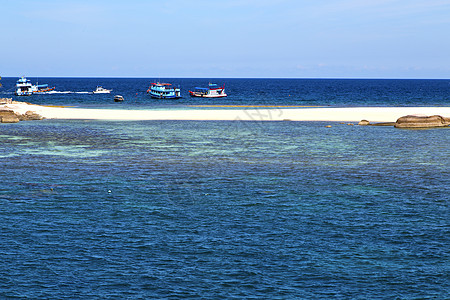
[1,76,449,80]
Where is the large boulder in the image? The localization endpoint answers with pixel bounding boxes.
[19,111,44,121]
[395,115,450,128]
[0,110,20,123]
[0,109,43,123]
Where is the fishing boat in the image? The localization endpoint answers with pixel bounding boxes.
[15,77,55,96]
[147,82,181,99]
[189,83,227,98]
[93,86,112,94]
[33,84,56,93]
[114,95,124,102]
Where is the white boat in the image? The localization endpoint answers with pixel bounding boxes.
[189,83,227,98]
[15,77,33,96]
[93,86,111,94]
[15,77,55,96]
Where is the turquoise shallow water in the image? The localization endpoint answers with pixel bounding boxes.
[0,119,448,298]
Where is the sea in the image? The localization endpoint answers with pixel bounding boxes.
[0,78,449,299]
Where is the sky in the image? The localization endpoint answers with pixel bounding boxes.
[1,0,449,78]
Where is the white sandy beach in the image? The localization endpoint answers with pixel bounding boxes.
[3,102,450,123]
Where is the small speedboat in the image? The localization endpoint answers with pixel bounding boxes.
[93,86,112,94]
[114,95,124,102]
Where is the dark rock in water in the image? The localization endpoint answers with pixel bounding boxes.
[358,120,370,126]
[0,110,20,123]
[395,115,450,128]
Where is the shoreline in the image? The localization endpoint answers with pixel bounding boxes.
[2,101,450,123]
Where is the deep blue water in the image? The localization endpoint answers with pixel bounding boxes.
[0,78,449,298]
[1,77,450,108]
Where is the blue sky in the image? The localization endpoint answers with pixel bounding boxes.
[1,0,449,78]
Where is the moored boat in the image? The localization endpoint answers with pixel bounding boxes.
[114,95,124,102]
[189,83,227,98]
[93,86,112,94]
[147,82,181,99]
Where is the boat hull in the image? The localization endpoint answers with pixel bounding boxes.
[149,93,181,99]
[33,87,56,94]
[15,91,33,96]
[189,91,227,98]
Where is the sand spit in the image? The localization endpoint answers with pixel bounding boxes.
[2,101,450,123]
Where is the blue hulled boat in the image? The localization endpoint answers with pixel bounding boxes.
[147,82,181,99]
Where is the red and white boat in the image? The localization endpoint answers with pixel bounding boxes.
[189,83,227,98]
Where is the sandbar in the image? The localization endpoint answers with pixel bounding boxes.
[2,102,450,123]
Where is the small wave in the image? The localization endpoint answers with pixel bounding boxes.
[44,91,73,94]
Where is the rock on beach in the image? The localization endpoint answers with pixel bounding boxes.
[1,99,44,123]
[0,98,13,105]
[0,110,20,123]
[19,110,44,121]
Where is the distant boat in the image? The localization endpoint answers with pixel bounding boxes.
[189,83,227,98]
[114,95,124,102]
[147,82,181,99]
[15,77,55,96]
[93,86,112,94]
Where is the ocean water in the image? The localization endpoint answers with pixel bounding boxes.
[1,77,450,107]
[0,78,449,299]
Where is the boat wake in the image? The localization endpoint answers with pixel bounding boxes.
[42,91,94,94]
